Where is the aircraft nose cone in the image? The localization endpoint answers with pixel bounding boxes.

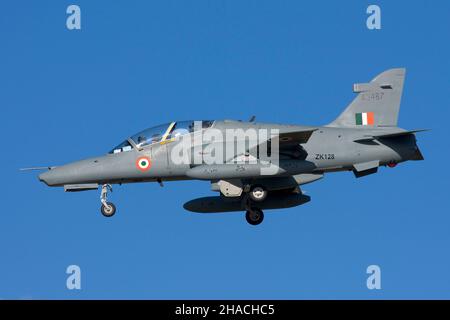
[38,163,86,186]
[38,169,63,186]
[38,171,50,185]
[38,156,114,187]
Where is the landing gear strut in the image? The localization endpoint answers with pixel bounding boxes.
[100,184,116,217]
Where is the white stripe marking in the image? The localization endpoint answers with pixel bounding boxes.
[362,112,368,125]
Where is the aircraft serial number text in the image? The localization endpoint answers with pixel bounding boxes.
[315,153,335,160]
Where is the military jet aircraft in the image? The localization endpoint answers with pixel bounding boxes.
[31,68,425,225]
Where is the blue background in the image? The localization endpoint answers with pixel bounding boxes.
[1,0,449,299]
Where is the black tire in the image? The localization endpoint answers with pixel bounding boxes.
[245,208,264,225]
[248,185,268,202]
[101,202,116,217]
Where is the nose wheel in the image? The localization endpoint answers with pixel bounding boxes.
[100,184,116,217]
[101,202,116,217]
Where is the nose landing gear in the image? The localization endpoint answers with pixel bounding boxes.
[100,184,116,217]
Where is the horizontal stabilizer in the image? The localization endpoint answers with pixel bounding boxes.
[354,129,429,142]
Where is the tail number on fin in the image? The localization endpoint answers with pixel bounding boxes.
[361,92,384,101]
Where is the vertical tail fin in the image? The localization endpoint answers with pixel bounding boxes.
[329,68,406,128]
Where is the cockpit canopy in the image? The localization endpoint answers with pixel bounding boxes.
[110,120,214,154]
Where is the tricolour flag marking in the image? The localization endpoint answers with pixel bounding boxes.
[355,112,374,126]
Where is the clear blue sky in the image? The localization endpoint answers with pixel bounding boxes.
[1,0,449,299]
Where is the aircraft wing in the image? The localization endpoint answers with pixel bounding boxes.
[225,128,317,163]
[277,129,318,146]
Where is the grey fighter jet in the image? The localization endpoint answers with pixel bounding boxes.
[32,68,425,225]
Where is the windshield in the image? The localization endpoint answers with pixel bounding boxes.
[110,120,214,153]
[110,140,133,154]
[130,122,172,148]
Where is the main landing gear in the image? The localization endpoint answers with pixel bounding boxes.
[243,192,265,226]
[100,184,116,217]
[248,185,268,202]
[245,207,264,225]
